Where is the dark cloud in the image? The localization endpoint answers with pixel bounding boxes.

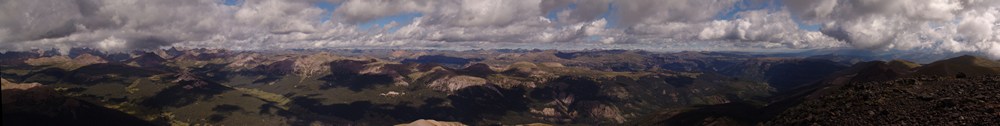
[126,37,175,49]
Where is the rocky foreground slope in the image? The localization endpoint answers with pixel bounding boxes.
[767,76,1000,125]
[764,56,1000,125]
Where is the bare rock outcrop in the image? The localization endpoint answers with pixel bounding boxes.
[395,119,465,126]
[293,52,343,79]
[427,75,487,93]
[767,76,1000,125]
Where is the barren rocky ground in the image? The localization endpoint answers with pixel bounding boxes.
[768,75,1000,125]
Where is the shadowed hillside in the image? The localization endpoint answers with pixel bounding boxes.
[633,55,1000,125]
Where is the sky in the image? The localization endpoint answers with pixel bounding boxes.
[0,0,998,59]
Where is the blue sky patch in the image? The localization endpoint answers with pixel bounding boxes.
[314,2,340,22]
[358,13,423,32]
[223,0,241,6]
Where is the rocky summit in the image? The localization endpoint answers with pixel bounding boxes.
[1,48,998,125]
[767,76,1000,125]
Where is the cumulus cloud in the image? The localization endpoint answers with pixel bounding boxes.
[305,0,610,45]
[620,9,843,49]
[0,0,997,59]
[790,0,1000,58]
[333,0,432,24]
[541,0,612,24]
[615,0,738,25]
[0,0,374,53]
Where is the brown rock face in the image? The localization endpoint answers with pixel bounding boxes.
[293,53,343,79]
[2,78,54,105]
[226,53,266,70]
[579,102,626,123]
[2,78,45,92]
[24,56,72,67]
[126,52,167,67]
[72,53,108,65]
[23,53,107,70]
[395,119,465,126]
[427,75,487,93]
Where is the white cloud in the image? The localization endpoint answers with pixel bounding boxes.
[0,0,996,59]
[0,0,357,52]
[97,36,126,51]
[623,10,844,48]
[614,0,738,25]
[790,0,1000,58]
[333,0,434,23]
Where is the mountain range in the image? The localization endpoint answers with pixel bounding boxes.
[2,48,997,125]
